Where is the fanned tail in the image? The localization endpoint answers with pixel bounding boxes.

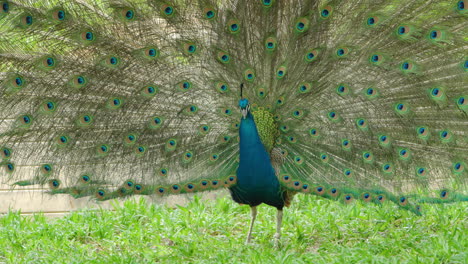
[0,0,467,213]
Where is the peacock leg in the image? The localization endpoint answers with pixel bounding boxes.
[246,206,257,243]
[274,209,283,246]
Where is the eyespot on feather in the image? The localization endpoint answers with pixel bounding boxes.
[169,184,181,194]
[456,96,467,112]
[320,153,329,163]
[225,175,237,187]
[314,186,326,196]
[182,151,194,163]
[227,19,240,34]
[375,194,386,203]
[1,1,10,14]
[341,139,351,151]
[80,174,91,184]
[294,17,310,33]
[452,161,465,174]
[304,49,319,63]
[439,190,450,200]
[265,36,277,52]
[362,151,374,163]
[41,164,53,175]
[165,138,177,152]
[156,187,166,196]
[50,8,67,21]
[101,55,121,69]
[19,14,34,27]
[290,180,302,191]
[133,184,144,194]
[124,133,138,146]
[38,56,58,71]
[329,188,339,197]
[280,174,291,184]
[177,81,192,91]
[134,146,146,157]
[276,66,287,79]
[276,96,285,107]
[79,31,96,45]
[327,111,341,122]
[96,144,110,156]
[320,5,333,19]
[158,168,168,177]
[369,53,385,65]
[291,109,304,119]
[355,118,369,131]
[18,114,33,128]
[378,134,391,148]
[161,4,175,18]
[184,183,196,193]
[40,101,57,114]
[119,8,135,21]
[439,130,454,143]
[301,184,311,193]
[215,82,229,93]
[4,162,15,173]
[69,75,88,90]
[262,0,275,7]
[298,82,312,94]
[415,167,427,178]
[76,114,93,127]
[199,179,210,190]
[399,196,408,206]
[397,148,411,161]
[149,116,163,129]
[361,193,372,202]
[309,128,320,139]
[203,7,217,20]
[95,189,106,200]
[199,125,210,135]
[336,83,350,96]
[343,194,354,204]
[364,87,379,100]
[219,135,231,143]
[335,47,350,58]
[343,169,353,178]
[382,163,394,174]
[395,24,418,40]
[244,69,255,82]
[394,102,410,116]
[1,147,12,160]
[294,155,304,165]
[365,15,380,27]
[141,85,159,97]
[107,97,124,110]
[211,180,221,189]
[209,153,219,162]
[216,50,231,64]
[55,135,70,147]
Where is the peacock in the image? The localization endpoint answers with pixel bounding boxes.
[0,0,467,244]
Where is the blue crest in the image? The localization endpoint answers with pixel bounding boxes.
[239,98,249,108]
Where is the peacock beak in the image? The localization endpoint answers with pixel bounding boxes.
[241,108,248,119]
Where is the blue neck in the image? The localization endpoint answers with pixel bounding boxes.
[237,112,277,187]
[239,112,267,158]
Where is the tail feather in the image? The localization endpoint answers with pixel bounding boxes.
[0,0,466,211]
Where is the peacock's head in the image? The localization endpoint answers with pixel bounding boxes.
[239,98,250,119]
[239,83,250,119]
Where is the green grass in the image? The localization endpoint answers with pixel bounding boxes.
[0,194,467,264]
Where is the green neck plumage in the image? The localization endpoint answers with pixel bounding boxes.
[251,108,279,153]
